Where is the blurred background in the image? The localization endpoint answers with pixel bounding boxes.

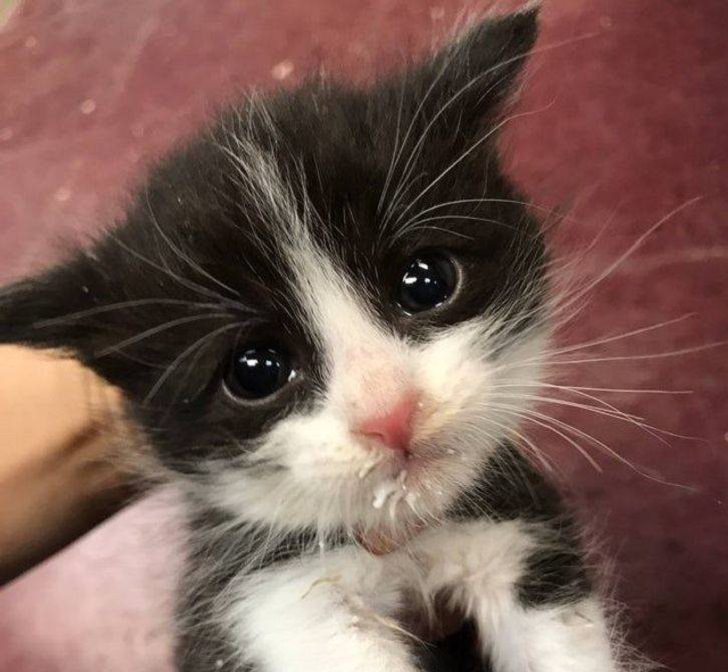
[0,1,726,670]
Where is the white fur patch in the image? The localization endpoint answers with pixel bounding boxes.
[486,599,618,672]
[225,519,617,671]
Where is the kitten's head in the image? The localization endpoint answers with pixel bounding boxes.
[0,10,547,535]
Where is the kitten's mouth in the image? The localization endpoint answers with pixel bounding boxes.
[356,447,458,554]
[363,442,455,516]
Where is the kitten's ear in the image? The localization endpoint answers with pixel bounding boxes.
[0,254,130,383]
[404,8,539,125]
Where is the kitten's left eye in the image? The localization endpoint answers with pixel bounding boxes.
[397,252,457,314]
[225,346,294,401]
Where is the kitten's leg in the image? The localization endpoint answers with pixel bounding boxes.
[419,519,617,672]
[479,594,616,672]
[231,547,420,672]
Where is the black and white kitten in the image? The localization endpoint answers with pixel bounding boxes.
[0,9,624,672]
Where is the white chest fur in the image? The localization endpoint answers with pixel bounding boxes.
[224,519,619,672]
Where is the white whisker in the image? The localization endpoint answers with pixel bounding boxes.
[547,314,695,357]
[144,322,247,404]
[549,197,703,325]
[34,298,222,328]
[389,103,555,234]
[94,313,233,358]
[547,340,728,366]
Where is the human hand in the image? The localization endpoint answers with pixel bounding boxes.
[0,346,133,585]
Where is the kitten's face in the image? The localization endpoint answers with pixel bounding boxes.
[0,11,546,533]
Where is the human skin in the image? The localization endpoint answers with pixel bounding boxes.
[0,346,132,585]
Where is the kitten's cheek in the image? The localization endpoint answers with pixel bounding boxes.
[415,331,493,411]
[276,421,371,480]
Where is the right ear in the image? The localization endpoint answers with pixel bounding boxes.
[1,255,104,352]
[0,244,195,394]
[0,232,248,401]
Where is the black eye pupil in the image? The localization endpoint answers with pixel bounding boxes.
[228,347,291,400]
[398,253,456,313]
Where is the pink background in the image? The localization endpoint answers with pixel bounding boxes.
[0,1,726,670]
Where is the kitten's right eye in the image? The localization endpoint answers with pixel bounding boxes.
[225,346,294,401]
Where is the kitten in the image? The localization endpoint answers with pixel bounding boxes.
[0,9,625,672]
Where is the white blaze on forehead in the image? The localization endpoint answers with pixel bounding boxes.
[286,232,413,419]
[225,137,413,418]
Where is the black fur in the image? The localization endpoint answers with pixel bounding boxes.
[0,9,596,671]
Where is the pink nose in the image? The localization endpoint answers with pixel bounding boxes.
[356,395,418,452]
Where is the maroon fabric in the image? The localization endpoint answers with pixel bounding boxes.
[0,1,726,671]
